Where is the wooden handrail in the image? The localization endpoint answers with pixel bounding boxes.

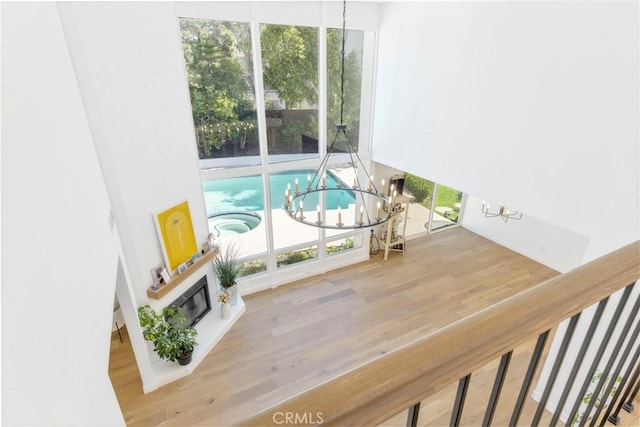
[240,241,639,426]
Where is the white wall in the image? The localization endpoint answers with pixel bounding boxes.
[2,3,124,425]
[56,0,214,391]
[463,195,590,272]
[373,1,639,262]
[57,2,209,305]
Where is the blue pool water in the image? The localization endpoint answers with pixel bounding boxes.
[203,170,355,214]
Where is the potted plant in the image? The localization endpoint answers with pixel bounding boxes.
[217,291,232,319]
[213,245,242,306]
[137,305,198,366]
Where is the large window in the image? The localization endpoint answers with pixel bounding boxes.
[180,15,373,284]
[261,24,319,162]
[180,19,259,168]
[403,173,464,234]
[327,28,363,152]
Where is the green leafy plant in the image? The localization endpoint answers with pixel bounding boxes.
[213,245,243,289]
[572,371,622,426]
[404,173,432,204]
[326,237,355,255]
[137,305,198,363]
[276,247,317,267]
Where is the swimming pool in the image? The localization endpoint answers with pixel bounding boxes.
[202,169,355,215]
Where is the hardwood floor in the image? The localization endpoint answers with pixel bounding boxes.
[108,227,634,426]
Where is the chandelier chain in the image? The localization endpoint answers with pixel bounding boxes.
[339,0,347,126]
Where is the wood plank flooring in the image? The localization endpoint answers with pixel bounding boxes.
[109,227,630,426]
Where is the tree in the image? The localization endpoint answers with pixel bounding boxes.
[326,28,362,142]
[260,25,318,109]
[180,19,257,158]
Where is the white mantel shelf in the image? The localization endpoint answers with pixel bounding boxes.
[143,297,246,393]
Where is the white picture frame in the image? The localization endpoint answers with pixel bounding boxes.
[160,268,171,284]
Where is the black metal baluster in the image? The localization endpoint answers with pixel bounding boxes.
[406,402,421,427]
[510,330,549,427]
[450,374,470,427]
[584,293,639,427]
[597,307,640,426]
[550,298,609,426]
[567,284,634,426]
[606,340,640,424]
[482,351,512,427]
[531,313,581,426]
[623,374,640,412]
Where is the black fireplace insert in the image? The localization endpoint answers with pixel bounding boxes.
[169,275,211,327]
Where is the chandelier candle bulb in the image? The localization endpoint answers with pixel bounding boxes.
[317,205,321,224]
[295,178,299,195]
[369,175,374,192]
[381,178,385,194]
[322,172,326,188]
[353,177,357,189]
[299,201,304,219]
[307,174,311,191]
[338,206,342,226]
[376,201,381,220]
[359,205,364,224]
[288,195,293,213]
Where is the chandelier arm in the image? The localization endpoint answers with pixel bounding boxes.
[341,130,380,195]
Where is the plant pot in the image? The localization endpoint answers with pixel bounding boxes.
[221,302,232,319]
[177,350,193,366]
[225,284,239,306]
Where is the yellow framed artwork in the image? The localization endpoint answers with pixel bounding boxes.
[154,200,198,272]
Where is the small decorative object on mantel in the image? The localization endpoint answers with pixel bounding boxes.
[177,262,188,275]
[217,292,231,319]
[213,245,242,307]
[160,268,171,284]
[137,305,198,366]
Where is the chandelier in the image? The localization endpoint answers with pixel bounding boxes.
[481,201,523,222]
[284,0,394,230]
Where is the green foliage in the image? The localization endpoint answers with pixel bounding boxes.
[181,19,364,157]
[326,29,362,140]
[180,19,257,157]
[435,184,463,222]
[404,173,433,203]
[572,371,622,426]
[214,245,243,289]
[403,174,463,222]
[276,247,317,267]
[238,259,267,277]
[137,305,198,362]
[260,25,318,109]
[327,237,355,255]
[281,120,304,149]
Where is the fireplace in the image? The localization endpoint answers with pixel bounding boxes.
[169,275,211,327]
